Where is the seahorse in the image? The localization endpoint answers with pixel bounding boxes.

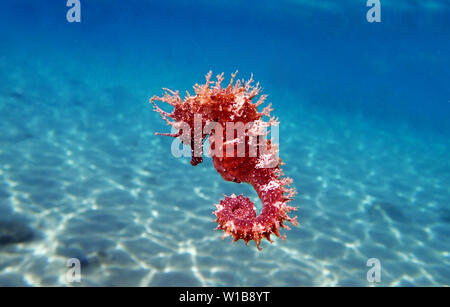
[150,71,298,249]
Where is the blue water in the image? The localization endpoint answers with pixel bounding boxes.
[0,0,449,286]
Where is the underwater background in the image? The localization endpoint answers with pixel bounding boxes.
[0,0,449,286]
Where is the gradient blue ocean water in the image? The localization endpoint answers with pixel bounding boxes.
[0,0,449,286]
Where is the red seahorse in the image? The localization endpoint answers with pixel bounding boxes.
[150,71,298,249]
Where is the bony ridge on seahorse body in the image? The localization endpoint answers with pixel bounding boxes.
[150,71,298,250]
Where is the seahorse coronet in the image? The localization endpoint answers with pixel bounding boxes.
[151,71,298,250]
